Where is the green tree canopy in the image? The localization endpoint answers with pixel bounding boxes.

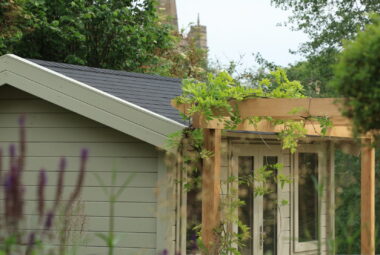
[271,0,380,57]
[0,0,27,50]
[271,0,380,97]
[0,0,176,73]
[285,52,337,97]
[331,15,380,135]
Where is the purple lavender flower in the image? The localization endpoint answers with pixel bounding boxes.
[64,149,88,214]
[18,115,26,171]
[0,148,3,184]
[9,144,16,169]
[44,211,55,231]
[4,162,23,223]
[1,117,89,252]
[81,148,89,162]
[54,157,67,210]
[4,174,13,192]
[18,115,26,127]
[9,144,16,158]
[60,148,89,255]
[59,157,67,171]
[4,174,13,220]
[38,169,47,221]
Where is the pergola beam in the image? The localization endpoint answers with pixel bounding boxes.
[173,98,345,120]
[172,98,355,138]
[192,114,355,138]
[236,98,342,119]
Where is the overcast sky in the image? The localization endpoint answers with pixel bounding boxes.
[176,0,309,69]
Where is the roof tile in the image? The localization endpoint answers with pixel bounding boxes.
[29,59,185,124]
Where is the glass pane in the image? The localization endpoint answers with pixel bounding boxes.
[298,153,319,242]
[263,156,278,255]
[238,156,254,255]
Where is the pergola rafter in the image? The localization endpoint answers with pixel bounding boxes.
[172,97,376,255]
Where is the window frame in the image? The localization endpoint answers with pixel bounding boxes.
[293,144,324,252]
[231,143,284,255]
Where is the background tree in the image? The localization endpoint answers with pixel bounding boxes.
[0,0,27,54]
[271,0,380,96]
[7,0,176,72]
[285,52,337,97]
[0,0,207,78]
[0,0,208,78]
[331,14,380,135]
[271,0,380,55]
[330,14,380,254]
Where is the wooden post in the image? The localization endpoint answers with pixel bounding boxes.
[361,138,375,255]
[202,129,222,253]
[326,142,336,255]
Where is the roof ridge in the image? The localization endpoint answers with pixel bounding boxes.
[27,58,182,83]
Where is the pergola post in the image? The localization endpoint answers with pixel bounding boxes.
[202,128,221,253]
[361,138,376,255]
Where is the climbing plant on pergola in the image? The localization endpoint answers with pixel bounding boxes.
[173,97,376,255]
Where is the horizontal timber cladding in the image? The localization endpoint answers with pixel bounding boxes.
[21,215,156,232]
[0,142,157,157]
[0,86,160,253]
[0,113,105,128]
[15,232,156,248]
[1,157,158,172]
[17,246,156,255]
[1,201,156,217]
[21,171,157,187]
[0,127,142,142]
[1,187,156,202]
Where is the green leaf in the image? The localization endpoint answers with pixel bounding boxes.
[115,173,135,199]
[94,172,109,196]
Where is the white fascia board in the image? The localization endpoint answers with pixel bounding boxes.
[0,54,185,148]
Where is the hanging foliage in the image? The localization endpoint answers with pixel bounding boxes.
[174,68,327,153]
[168,68,335,254]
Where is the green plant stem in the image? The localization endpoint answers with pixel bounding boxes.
[109,196,115,255]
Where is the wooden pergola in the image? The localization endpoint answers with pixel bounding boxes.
[173,98,376,255]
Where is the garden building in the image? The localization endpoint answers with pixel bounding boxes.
[0,54,375,255]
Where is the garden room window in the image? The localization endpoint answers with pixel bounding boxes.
[294,150,320,252]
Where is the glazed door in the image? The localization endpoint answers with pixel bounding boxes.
[234,144,281,255]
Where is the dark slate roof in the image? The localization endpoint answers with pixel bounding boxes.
[28,59,186,124]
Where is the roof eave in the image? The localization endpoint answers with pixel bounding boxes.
[0,54,185,149]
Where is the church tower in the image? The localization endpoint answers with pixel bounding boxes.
[158,0,179,31]
[187,14,208,51]
[158,0,207,52]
